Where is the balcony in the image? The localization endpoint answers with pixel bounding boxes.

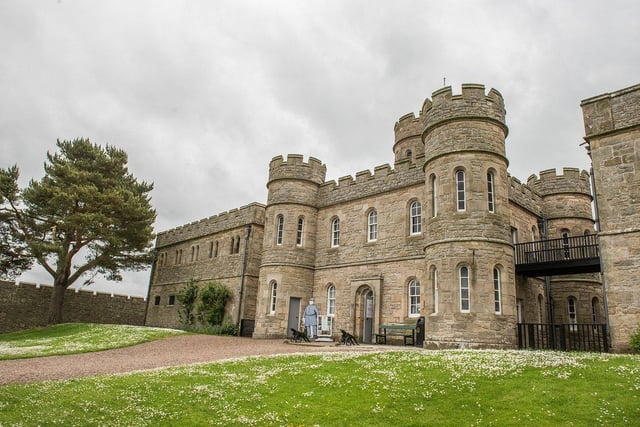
[514,234,601,276]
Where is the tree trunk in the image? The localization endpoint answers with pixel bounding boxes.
[47,282,67,324]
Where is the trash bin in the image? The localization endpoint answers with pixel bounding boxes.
[415,316,425,347]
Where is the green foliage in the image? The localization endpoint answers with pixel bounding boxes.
[176,280,199,325]
[197,282,232,327]
[1,350,639,425]
[0,323,185,360]
[631,326,640,353]
[0,138,157,323]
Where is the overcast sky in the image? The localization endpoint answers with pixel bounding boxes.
[2,0,638,298]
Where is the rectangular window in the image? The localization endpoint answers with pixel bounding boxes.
[511,227,518,244]
[168,295,176,306]
[154,295,161,306]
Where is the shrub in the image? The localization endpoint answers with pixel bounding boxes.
[176,280,199,325]
[630,326,640,353]
[198,282,232,327]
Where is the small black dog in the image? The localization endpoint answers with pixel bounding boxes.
[340,329,358,346]
[290,328,310,342]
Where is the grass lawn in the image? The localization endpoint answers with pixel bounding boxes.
[1,349,639,426]
[0,323,185,360]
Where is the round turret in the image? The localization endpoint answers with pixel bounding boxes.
[421,84,516,349]
[254,154,326,338]
[393,112,424,162]
[527,168,594,237]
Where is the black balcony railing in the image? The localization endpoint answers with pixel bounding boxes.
[517,323,609,352]
[514,234,600,276]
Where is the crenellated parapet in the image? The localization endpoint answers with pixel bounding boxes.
[318,159,424,206]
[526,168,592,197]
[156,203,266,248]
[508,175,543,215]
[268,154,327,186]
[423,84,507,135]
[394,112,424,144]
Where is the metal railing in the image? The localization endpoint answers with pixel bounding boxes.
[517,323,609,352]
[515,234,599,266]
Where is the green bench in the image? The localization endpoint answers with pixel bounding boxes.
[375,324,416,346]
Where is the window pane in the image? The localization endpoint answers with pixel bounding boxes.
[487,172,495,212]
[411,201,422,234]
[493,268,501,313]
[457,171,466,211]
[460,266,469,311]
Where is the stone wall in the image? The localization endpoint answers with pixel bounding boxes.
[582,84,640,352]
[0,280,146,334]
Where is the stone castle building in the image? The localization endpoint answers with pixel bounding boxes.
[145,83,640,352]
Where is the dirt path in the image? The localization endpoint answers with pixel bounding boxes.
[0,335,380,385]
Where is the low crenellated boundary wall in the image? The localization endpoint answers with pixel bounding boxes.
[0,280,147,334]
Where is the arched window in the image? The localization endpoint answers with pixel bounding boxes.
[276,215,284,246]
[409,279,421,317]
[487,171,495,213]
[531,226,537,242]
[269,281,277,314]
[214,241,219,258]
[568,297,577,330]
[410,200,422,235]
[493,267,501,314]
[406,149,413,160]
[296,217,304,247]
[327,284,336,316]
[431,267,438,315]
[562,229,570,258]
[234,236,240,254]
[230,237,235,254]
[367,209,378,242]
[430,174,437,217]
[459,266,470,312]
[456,170,466,211]
[331,218,340,247]
[209,242,214,258]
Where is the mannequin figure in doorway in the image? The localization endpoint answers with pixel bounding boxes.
[303,298,319,339]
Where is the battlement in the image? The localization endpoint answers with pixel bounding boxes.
[394,112,424,144]
[508,175,543,215]
[423,84,507,134]
[156,202,266,248]
[318,158,424,206]
[581,83,640,137]
[268,154,327,186]
[526,168,592,197]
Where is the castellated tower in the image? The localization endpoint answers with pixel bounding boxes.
[394,112,425,163]
[527,168,594,239]
[422,84,516,348]
[252,154,327,338]
[527,168,601,327]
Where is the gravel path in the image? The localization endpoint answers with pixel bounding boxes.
[0,335,380,385]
